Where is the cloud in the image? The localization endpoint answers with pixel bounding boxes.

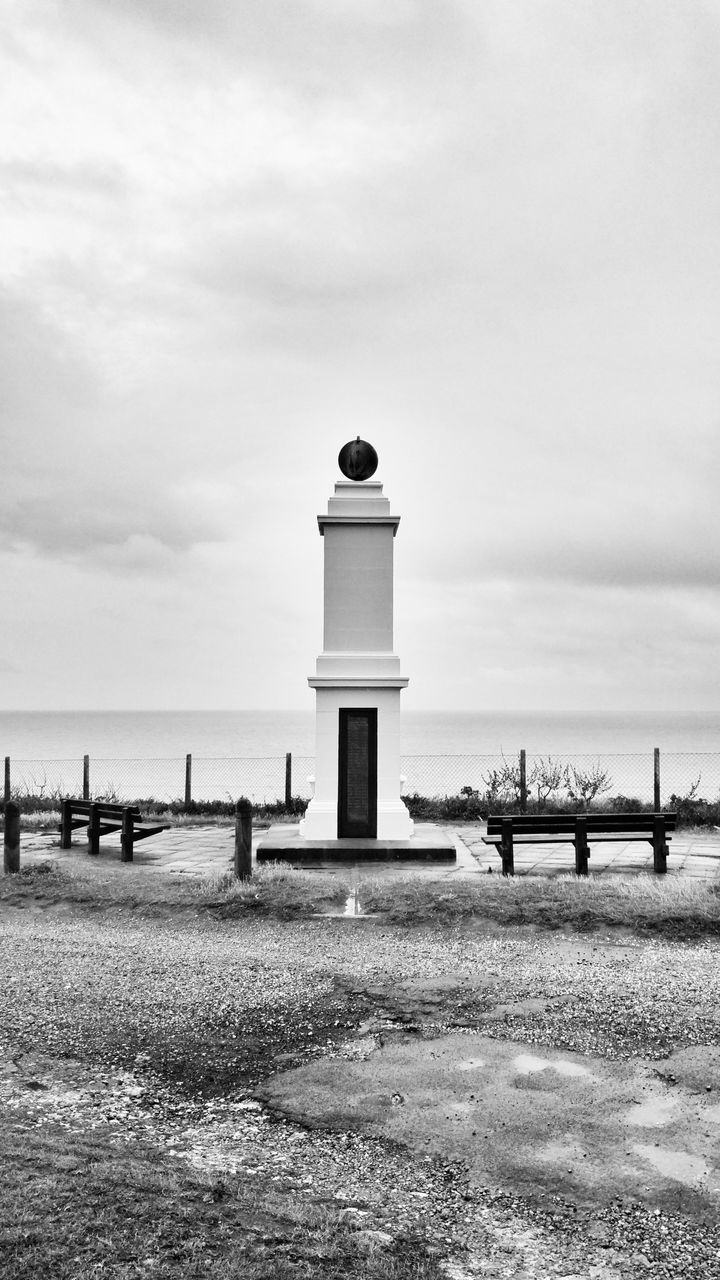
[3,1,720,707]
[1,158,125,198]
[399,575,720,711]
[0,293,225,568]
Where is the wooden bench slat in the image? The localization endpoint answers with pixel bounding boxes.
[486,813,676,835]
[482,832,673,846]
[131,826,167,842]
[482,834,581,846]
[59,800,141,816]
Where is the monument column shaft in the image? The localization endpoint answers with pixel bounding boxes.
[299,477,413,843]
[323,525,394,652]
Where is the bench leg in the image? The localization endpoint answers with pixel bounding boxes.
[653,816,668,874]
[575,818,589,876]
[60,799,72,850]
[87,804,100,856]
[120,808,134,863]
[500,818,514,876]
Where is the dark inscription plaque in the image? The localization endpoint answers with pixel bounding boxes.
[338,708,377,838]
[346,714,369,825]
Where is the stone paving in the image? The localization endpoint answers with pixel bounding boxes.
[12,821,720,879]
[458,825,720,878]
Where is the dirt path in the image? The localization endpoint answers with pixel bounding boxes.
[2,905,720,1276]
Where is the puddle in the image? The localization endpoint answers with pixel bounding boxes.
[513,1053,593,1079]
[313,876,377,919]
[625,1096,678,1127]
[633,1144,714,1186]
[309,863,452,917]
[343,888,362,917]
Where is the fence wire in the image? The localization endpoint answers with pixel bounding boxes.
[4,751,720,808]
[402,752,720,807]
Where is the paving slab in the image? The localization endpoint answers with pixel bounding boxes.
[7,822,720,879]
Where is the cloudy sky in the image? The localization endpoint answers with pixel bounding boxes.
[3,0,719,713]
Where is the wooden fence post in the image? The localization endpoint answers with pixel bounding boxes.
[4,800,20,873]
[653,747,661,811]
[4,756,10,806]
[235,798,252,880]
[83,755,90,801]
[285,752,292,809]
[519,749,527,813]
[185,754,192,807]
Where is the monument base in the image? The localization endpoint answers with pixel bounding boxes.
[299,798,414,841]
[256,823,456,864]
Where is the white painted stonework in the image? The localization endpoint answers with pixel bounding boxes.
[300,478,414,841]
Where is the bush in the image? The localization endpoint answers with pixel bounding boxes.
[403,791,487,821]
[140,797,309,820]
[402,787,720,827]
[669,793,720,829]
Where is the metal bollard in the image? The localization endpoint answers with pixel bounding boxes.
[4,800,20,874]
[234,798,252,880]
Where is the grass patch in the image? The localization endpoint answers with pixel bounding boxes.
[4,858,720,938]
[1,1118,443,1279]
[0,859,348,921]
[358,872,720,939]
[206,862,348,918]
[0,858,207,915]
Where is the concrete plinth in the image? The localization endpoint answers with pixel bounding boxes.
[257,823,456,864]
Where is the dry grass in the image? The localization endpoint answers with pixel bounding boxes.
[1,1117,442,1279]
[206,863,349,918]
[0,859,349,920]
[0,858,207,915]
[3,858,720,937]
[359,872,720,937]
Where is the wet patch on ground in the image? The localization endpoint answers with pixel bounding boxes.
[259,1033,720,1220]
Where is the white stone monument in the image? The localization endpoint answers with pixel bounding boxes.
[299,459,414,842]
[257,439,455,862]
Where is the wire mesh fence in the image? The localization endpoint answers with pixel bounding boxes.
[402,752,720,808]
[3,750,719,808]
[7,759,86,803]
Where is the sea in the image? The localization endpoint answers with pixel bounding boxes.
[1,707,719,760]
[2,709,718,805]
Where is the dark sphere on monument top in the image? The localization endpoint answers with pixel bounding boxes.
[338,436,378,482]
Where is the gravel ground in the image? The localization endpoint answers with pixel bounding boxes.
[2,907,720,1277]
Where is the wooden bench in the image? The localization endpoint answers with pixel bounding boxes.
[482,812,676,877]
[59,799,168,863]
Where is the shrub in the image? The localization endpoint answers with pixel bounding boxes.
[564,761,613,810]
